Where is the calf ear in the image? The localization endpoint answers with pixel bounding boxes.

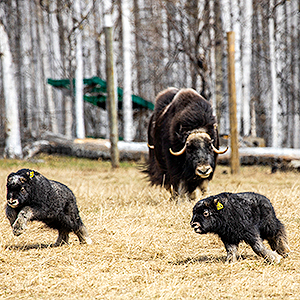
[213,198,224,210]
[26,170,35,180]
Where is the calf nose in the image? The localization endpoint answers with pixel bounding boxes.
[191,221,202,233]
[190,221,200,228]
[195,165,212,178]
[7,199,19,208]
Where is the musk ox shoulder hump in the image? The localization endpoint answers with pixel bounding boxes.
[171,88,210,110]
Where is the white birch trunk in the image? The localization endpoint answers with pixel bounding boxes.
[269,0,279,147]
[31,0,45,130]
[19,0,34,134]
[292,0,300,148]
[231,0,242,134]
[74,0,85,139]
[37,3,58,134]
[240,0,252,136]
[122,0,133,142]
[0,22,23,158]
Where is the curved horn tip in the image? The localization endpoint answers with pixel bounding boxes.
[212,145,228,154]
[147,143,155,149]
[169,145,186,156]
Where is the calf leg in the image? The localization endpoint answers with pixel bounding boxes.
[75,225,92,244]
[224,243,239,263]
[267,227,290,258]
[6,206,18,226]
[54,231,70,246]
[248,235,282,263]
[12,206,34,236]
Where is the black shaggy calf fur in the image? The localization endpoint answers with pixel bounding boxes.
[6,169,92,246]
[191,192,289,263]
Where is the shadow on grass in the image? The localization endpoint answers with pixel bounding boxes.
[172,254,261,265]
[4,243,60,251]
[171,255,225,265]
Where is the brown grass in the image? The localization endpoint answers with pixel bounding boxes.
[0,155,300,299]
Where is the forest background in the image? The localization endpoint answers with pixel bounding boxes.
[0,0,299,158]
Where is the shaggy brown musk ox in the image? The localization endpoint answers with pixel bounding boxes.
[147,87,227,200]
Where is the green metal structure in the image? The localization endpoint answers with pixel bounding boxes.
[47,77,154,111]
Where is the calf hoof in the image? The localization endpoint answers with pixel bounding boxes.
[12,220,26,236]
[76,226,92,245]
[265,251,282,264]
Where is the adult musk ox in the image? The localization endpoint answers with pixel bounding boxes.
[6,169,92,246]
[191,192,289,263]
[147,87,227,200]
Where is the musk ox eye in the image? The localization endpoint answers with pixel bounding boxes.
[203,210,210,217]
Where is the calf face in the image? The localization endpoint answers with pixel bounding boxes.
[191,192,289,263]
[190,197,222,234]
[6,171,33,208]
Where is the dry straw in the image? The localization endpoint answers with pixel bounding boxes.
[0,156,300,299]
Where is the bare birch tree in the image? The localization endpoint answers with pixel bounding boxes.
[270,0,279,147]
[0,21,23,158]
[122,0,134,142]
[74,0,85,139]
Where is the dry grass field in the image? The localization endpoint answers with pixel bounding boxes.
[0,155,300,299]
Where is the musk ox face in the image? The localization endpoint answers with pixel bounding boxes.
[184,135,215,179]
[190,197,223,234]
[6,171,34,208]
[169,130,225,180]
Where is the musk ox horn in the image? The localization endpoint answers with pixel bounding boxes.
[169,144,187,156]
[212,144,228,154]
[169,130,209,156]
[147,143,155,149]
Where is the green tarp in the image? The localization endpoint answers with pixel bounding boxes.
[47,77,154,111]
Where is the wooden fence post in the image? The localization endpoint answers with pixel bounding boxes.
[227,31,240,174]
[104,14,120,168]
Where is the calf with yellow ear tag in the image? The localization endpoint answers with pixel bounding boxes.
[191,192,289,263]
[6,168,92,246]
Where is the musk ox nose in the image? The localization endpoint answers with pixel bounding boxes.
[195,165,213,178]
[191,221,202,233]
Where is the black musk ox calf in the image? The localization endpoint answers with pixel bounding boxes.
[6,169,92,246]
[191,192,289,263]
[147,87,227,200]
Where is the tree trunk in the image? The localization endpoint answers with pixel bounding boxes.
[122,0,133,142]
[18,0,34,136]
[36,1,58,134]
[240,0,252,136]
[0,22,23,158]
[269,0,279,147]
[74,0,85,139]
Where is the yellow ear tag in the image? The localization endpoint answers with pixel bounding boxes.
[29,171,35,178]
[216,201,223,210]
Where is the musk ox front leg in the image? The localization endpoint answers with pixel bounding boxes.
[199,179,209,196]
[11,206,34,236]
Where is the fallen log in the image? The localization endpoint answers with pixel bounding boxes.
[22,134,300,171]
